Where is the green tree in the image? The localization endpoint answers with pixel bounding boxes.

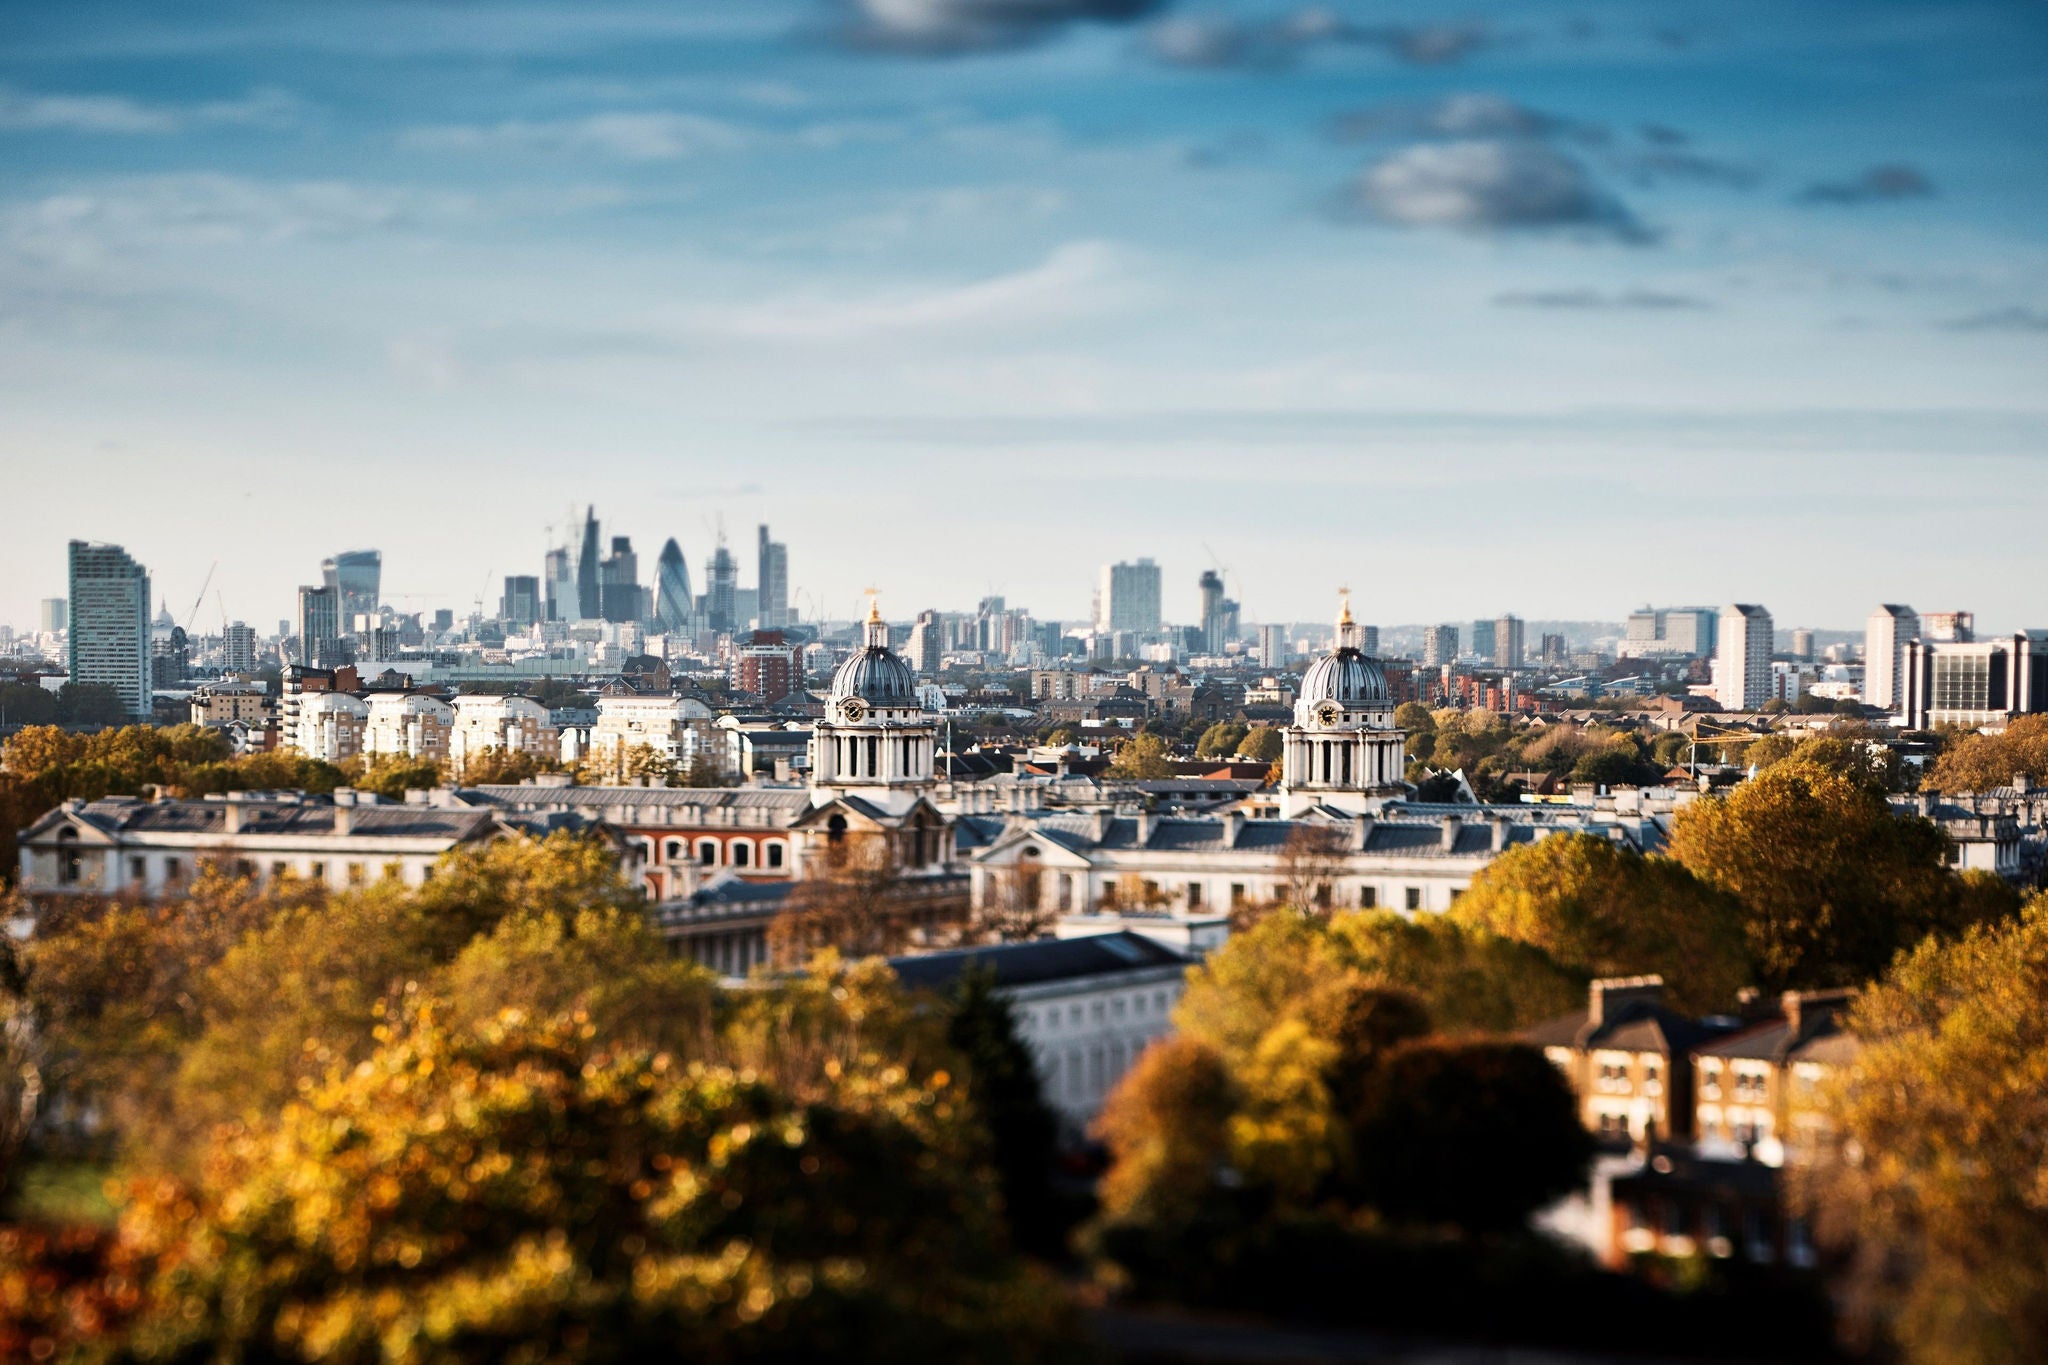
[1668,760,2008,990]
[1449,833,1749,1013]
[1392,702,1435,736]
[1569,742,1657,789]
[1346,1038,1592,1235]
[943,971,1063,1257]
[1326,911,1585,1033]
[1235,726,1283,763]
[55,683,127,726]
[1195,722,1248,758]
[1804,897,2048,1365]
[347,752,444,800]
[0,684,57,727]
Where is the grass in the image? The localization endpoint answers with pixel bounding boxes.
[5,1160,120,1226]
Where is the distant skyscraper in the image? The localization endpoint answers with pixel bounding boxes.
[297,585,343,667]
[543,546,575,622]
[1790,628,1815,662]
[576,507,602,620]
[655,538,694,633]
[1622,606,1718,658]
[1359,625,1379,656]
[1198,570,1226,653]
[322,550,381,633]
[1540,632,1566,665]
[501,575,541,627]
[1718,604,1774,711]
[1469,619,1496,662]
[223,621,258,674]
[1865,604,1919,712]
[1422,625,1459,666]
[1099,559,1162,634]
[1258,623,1287,669]
[908,609,942,675]
[68,541,151,718]
[757,524,789,630]
[704,543,738,634]
[1494,613,1524,669]
[600,535,640,623]
[1922,611,1974,643]
[39,598,66,633]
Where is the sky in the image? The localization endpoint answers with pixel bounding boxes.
[3,0,2045,636]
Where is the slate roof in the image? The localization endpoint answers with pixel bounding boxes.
[1523,1000,1737,1057]
[42,798,499,842]
[653,877,795,930]
[463,785,812,812]
[888,931,1186,993]
[997,812,1527,858]
[1694,995,1858,1067]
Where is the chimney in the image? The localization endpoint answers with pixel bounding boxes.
[1588,975,1665,1027]
[1136,809,1157,845]
[1490,815,1509,852]
[223,795,246,836]
[332,787,356,837]
[1223,809,1244,846]
[1440,814,1462,851]
[1916,793,1933,817]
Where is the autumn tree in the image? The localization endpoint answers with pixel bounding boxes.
[1802,896,2048,1365]
[1235,726,1283,764]
[1449,833,1749,1013]
[1093,1036,1235,1225]
[943,970,1063,1256]
[1668,759,2012,990]
[1924,713,2048,793]
[344,752,443,800]
[770,838,939,965]
[1105,732,1173,779]
[95,1000,1074,1364]
[1195,722,1248,758]
[973,865,1058,943]
[1269,823,1351,920]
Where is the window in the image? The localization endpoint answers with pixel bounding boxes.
[129,856,147,882]
[309,861,326,881]
[1187,882,1203,908]
[164,857,183,884]
[765,841,785,869]
[1360,886,1377,909]
[270,862,288,880]
[664,838,685,863]
[346,862,365,886]
[698,840,719,866]
[54,829,82,885]
[1229,883,1246,907]
[1404,886,1422,911]
[732,842,751,868]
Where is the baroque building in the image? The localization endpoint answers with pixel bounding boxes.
[1278,594,1407,817]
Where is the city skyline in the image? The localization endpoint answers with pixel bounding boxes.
[3,0,2045,631]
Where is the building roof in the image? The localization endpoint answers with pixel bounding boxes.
[1523,997,1736,1057]
[887,931,1186,993]
[1298,647,1390,710]
[28,796,502,843]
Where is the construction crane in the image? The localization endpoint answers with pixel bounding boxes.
[183,560,218,632]
[474,568,494,621]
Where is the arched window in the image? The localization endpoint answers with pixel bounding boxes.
[698,839,719,866]
[55,828,81,885]
[827,814,847,845]
[732,841,752,868]
[664,838,685,863]
[764,841,785,869]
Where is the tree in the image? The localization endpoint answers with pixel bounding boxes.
[1093,1036,1235,1225]
[1195,722,1248,759]
[1392,702,1434,737]
[1924,714,2048,793]
[1569,742,1657,789]
[944,971,1063,1257]
[974,866,1057,943]
[1105,733,1173,780]
[95,1000,1073,1364]
[770,839,939,965]
[1326,911,1585,1033]
[1803,897,2048,1365]
[345,752,443,800]
[55,684,126,727]
[1449,833,1750,1014]
[0,683,57,727]
[1235,726,1283,764]
[1347,1038,1592,1235]
[1668,760,2008,990]
[453,745,561,786]
[1273,824,1350,919]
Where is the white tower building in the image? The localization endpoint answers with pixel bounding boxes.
[1864,604,1919,712]
[808,593,940,815]
[1717,604,1774,711]
[1278,594,1409,817]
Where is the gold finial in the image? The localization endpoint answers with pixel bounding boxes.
[1337,587,1354,628]
[864,588,882,625]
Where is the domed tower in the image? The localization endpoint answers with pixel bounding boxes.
[1279,592,1407,816]
[809,592,940,812]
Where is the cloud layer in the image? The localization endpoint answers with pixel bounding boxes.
[1347,138,1648,241]
[833,0,1163,54]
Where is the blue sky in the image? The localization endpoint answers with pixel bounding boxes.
[3,0,2045,635]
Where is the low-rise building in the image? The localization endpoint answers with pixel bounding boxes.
[888,931,1189,1134]
[1526,976,1735,1147]
[189,681,269,727]
[292,690,370,762]
[447,694,558,777]
[362,692,454,763]
[586,694,716,777]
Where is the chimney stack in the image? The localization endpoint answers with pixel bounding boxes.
[1440,814,1462,851]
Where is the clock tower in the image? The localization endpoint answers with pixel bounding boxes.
[1278,593,1408,816]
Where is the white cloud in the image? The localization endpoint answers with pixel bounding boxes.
[1350,139,1647,241]
[689,240,1129,341]
[0,85,302,135]
[400,111,749,161]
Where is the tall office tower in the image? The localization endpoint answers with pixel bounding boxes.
[223,621,258,674]
[1098,558,1163,634]
[1198,570,1226,653]
[1623,606,1719,658]
[1494,613,1525,669]
[322,550,381,632]
[542,546,575,622]
[1259,623,1287,669]
[1864,604,1919,712]
[39,598,67,633]
[756,525,789,631]
[704,543,739,634]
[655,538,694,633]
[1790,628,1815,662]
[67,542,152,717]
[431,609,455,634]
[599,536,640,623]
[1540,632,1566,664]
[152,626,189,688]
[576,507,603,620]
[501,575,542,627]
[1718,604,1774,710]
[1469,619,1496,662]
[1359,625,1380,656]
[297,585,343,667]
[1422,624,1459,666]
[1922,611,1974,643]
[908,609,942,674]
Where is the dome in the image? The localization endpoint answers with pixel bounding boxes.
[828,590,917,707]
[1299,649,1389,707]
[830,646,917,705]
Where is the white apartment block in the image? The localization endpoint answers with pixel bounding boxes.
[586,694,717,775]
[447,694,559,776]
[362,692,454,763]
[1864,604,1918,712]
[1717,604,1773,711]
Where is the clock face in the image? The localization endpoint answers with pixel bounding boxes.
[839,697,868,723]
[1315,701,1343,727]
